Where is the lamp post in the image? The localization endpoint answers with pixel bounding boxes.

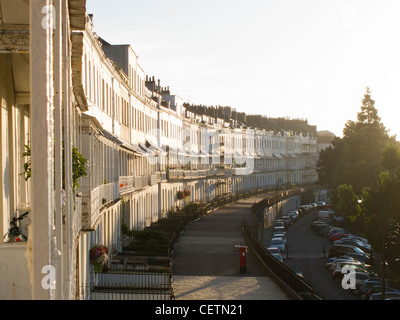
[276,176,283,195]
[382,222,400,300]
[275,177,283,218]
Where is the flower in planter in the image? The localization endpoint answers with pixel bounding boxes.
[89,244,109,274]
[183,189,191,197]
[177,191,184,200]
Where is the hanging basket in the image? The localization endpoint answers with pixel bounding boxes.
[89,244,109,274]
[177,191,184,200]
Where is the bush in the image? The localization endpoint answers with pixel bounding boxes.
[121,225,170,255]
[183,203,207,220]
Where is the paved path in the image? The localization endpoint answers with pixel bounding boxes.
[171,194,291,300]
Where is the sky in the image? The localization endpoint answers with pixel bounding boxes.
[86,0,400,139]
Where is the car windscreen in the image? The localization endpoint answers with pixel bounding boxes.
[352,247,365,254]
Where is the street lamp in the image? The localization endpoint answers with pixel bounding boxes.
[382,222,400,300]
[276,176,284,195]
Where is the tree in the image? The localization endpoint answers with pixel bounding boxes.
[381,143,400,181]
[317,87,394,194]
[316,137,344,187]
[357,87,380,125]
[335,184,361,223]
[360,143,400,245]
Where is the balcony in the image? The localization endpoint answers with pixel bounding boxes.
[119,176,135,195]
[183,170,199,179]
[0,243,31,300]
[168,169,184,179]
[198,170,207,178]
[148,174,158,186]
[84,254,174,300]
[135,176,149,189]
[156,171,167,181]
[233,167,253,176]
[82,182,119,231]
[207,168,225,177]
[73,195,82,240]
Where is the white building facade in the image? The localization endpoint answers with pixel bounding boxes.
[0,2,318,300]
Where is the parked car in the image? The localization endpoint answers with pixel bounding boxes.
[311,218,333,228]
[298,205,311,214]
[333,238,372,253]
[332,262,375,279]
[312,223,332,234]
[359,277,398,299]
[272,232,287,245]
[316,225,334,236]
[274,220,286,229]
[296,206,305,214]
[270,252,284,263]
[328,244,372,262]
[273,225,286,233]
[288,211,300,222]
[329,233,353,243]
[267,247,281,255]
[370,291,400,300]
[342,252,371,264]
[364,285,400,300]
[326,257,357,271]
[280,215,293,226]
[328,227,346,237]
[309,203,318,210]
[269,237,286,253]
[316,201,326,208]
[333,270,371,293]
[348,235,370,245]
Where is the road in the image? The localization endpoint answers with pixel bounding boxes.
[263,209,360,300]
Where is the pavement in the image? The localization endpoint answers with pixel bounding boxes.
[171,194,291,300]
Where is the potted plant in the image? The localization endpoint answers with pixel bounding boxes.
[20,143,87,194]
[89,244,109,274]
[21,144,31,181]
[177,190,184,200]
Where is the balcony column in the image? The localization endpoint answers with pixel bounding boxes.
[53,0,64,300]
[29,0,56,300]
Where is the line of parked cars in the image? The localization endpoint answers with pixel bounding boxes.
[267,201,326,263]
[316,213,400,299]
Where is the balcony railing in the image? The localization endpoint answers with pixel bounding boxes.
[135,176,149,189]
[73,195,82,239]
[82,182,118,231]
[0,243,31,300]
[183,170,199,179]
[119,176,135,195]
[207,168,225,176]
[168,169,184,179]
[156,171,167,181]
[148,174,158,186]
[198,170,207,177]
[93,272,172,289]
